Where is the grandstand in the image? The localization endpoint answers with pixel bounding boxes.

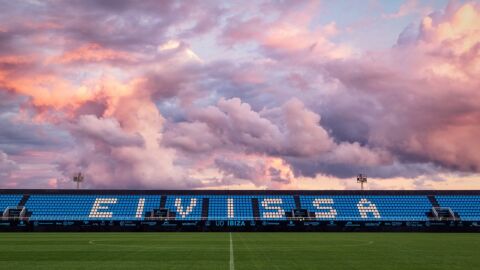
[1,189,480,231]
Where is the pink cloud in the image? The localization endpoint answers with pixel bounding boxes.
[0,1,479,190]
[58,43,137,64]
[326,2,480,173]
[222,1,351,61]
[382,0,427,19]
[74,115,144,147]
[164,97,390,187]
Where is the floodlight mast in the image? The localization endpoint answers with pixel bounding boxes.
[357,174,367,190]
[73,172,84,189]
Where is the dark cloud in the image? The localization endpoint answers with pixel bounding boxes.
[0,92,72,154]
[215,158,259,181]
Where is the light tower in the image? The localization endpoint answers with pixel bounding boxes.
[357,174,367,190]
[73,172,84,189]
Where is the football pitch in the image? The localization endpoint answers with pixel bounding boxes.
[0,233,479,270]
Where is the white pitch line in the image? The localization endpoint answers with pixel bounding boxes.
[229,232,235,270]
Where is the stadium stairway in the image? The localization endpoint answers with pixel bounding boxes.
[293,195,301,209]
[252,198,260,220]
[201,198,209,221]
[160,195,167,208]
[427,195,440,207]
[18,194,30,207]
[1,194,29,219]
[427,195,461,221]
[18,194,31,217]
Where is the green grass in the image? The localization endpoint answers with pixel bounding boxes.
[0,233,479,270]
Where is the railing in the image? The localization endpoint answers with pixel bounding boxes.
[1,206,26,220]
[432,206,439,218]
[431,207,457,221]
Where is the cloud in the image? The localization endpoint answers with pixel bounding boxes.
[277,98,334,156]
[325,2,480,174]
[213,154,295,188]
[165,97,391,186]
[221,1,351,61]
[0,1,479,189]
[73,115,144,147]
[53,85,196,188]
[58,43,137,64]
[163,121,221,153]
[157,40,203,63]
[0,151,18,178]
[382,0,427,19]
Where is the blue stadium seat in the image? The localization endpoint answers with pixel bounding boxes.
[164,195,204,220]
[208,196,254,221]
[25,195,160,221]
[0,194,23,211]
[257,196,295,220]
[300,195,432,221]
[1,192,478,222]
[436,195,480,221]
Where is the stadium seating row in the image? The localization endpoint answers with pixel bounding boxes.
[436,196,480,220]
[1,194,479,221]
[0,195,23,213]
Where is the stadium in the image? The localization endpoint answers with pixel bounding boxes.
[1,188,480,269]
[2,0,480,269]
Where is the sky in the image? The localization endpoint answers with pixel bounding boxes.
[1,0,480,190]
